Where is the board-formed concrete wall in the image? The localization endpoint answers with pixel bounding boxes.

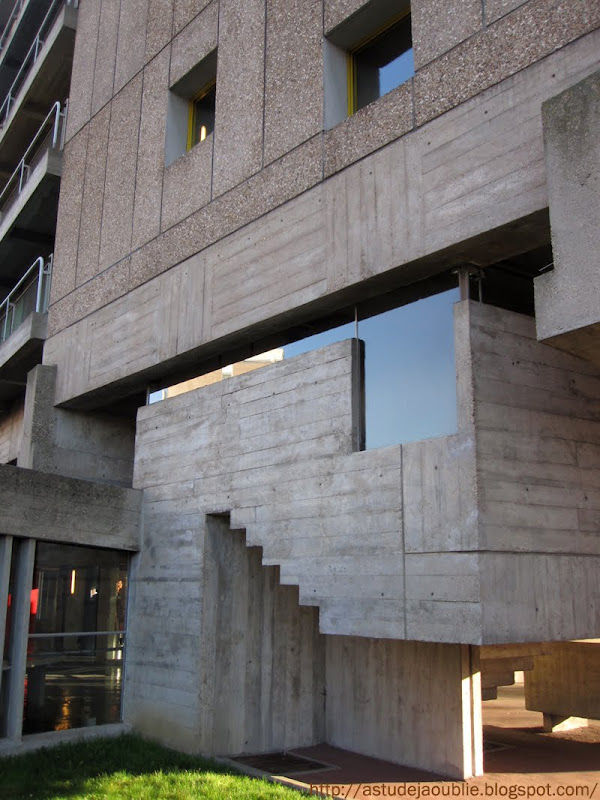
[128,337,482,776]
[469,301,600,642]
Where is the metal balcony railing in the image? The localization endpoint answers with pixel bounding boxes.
[0,254,52,344]
[0,0,78,127]
[0,0,26,57]
[0,99,66,220]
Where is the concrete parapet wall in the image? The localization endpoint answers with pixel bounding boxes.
[470,301,600,641]
[0,463,141,550]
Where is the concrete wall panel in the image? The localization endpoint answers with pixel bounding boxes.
[485,0,529,24]
[412,0,482,68]
[169,0,218,87]
[212,0,265,197]
[114,0,150,93]
[414,0,600,127]
[132,48,170,250]
[173,0,213,34]
[76,104,111,287]
[51,127,88,303]
[99,75,143,272]
[263,0,323,166]
[146,0,174,61]
[161,136,212,231]
[65,0,101,142]
[91,0,121,117]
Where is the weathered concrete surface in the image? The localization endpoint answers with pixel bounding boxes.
[44,29,600,406]
[0,464,141,550]
[535,69,600,364]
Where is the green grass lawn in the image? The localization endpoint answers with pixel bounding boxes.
[0,733,304,799]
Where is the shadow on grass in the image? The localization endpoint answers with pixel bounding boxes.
[0,733,295,800]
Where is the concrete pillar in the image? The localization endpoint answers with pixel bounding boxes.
[0,536,13,710]
[462,645,484,778]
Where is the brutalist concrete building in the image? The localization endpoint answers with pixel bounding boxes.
[0,0,599,779]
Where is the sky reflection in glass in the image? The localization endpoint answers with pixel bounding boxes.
[283,288,459,449]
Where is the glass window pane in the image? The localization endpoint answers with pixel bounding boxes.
[355,14,414,110]
[23,634,124,735]
[282,288,459,449]
[23,542,129,736]
[362,289,459,448]
[31,543,128,636]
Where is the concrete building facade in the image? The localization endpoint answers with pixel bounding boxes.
[1,0,600,779]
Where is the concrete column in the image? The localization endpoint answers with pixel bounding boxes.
[461,645,483,778]
[0,536,13,710]
[5,538,35,741]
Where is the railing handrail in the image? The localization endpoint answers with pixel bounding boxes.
[0,99,63,210]
[0,254,52,342]
[0,0,26,56]
[0,0,78,126]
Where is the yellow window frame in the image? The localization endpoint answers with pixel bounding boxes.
[187,80,216,151]
[346,8,411,118]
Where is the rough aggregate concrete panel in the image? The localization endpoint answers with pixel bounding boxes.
[91,0,121,116]
[323,80,413,176]
[99,74,143,272]
[0,464,141,551]
[114,0,150,93]
[161,137,213,230]
[169,0,218,86]
[412,0,482,68]
[173,0,213,34]
[75,104,111,287]
[65,0,101,142]
[414,0,600,126]
[535,69,600,344]
[145,0,174,61]
[132,48,170,250]
[212,0,265,197]
[485,0,529,24]
[51,127,88,304]
[324,0,370,35]
[263,0,323,166]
